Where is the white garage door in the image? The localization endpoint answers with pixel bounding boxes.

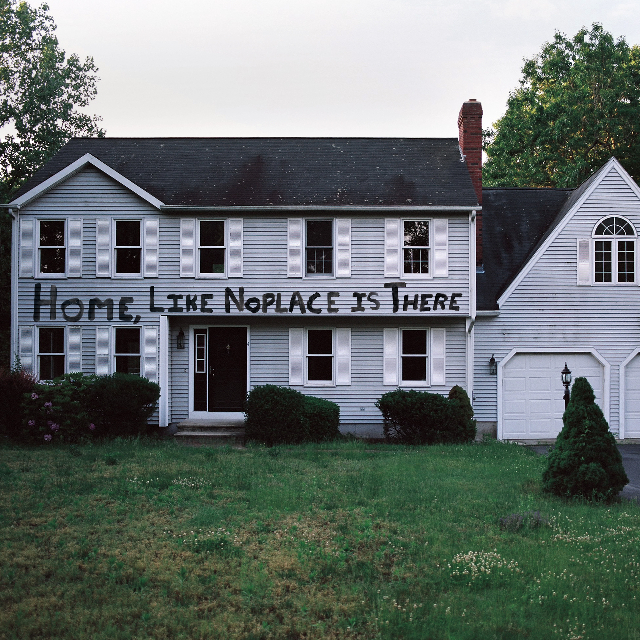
[624,354,640,438]
[502,353,604,440]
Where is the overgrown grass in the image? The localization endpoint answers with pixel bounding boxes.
[0,439,638,639]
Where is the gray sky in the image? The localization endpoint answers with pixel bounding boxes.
[43,0,640,139]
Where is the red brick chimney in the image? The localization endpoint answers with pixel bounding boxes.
[458,99,483,267]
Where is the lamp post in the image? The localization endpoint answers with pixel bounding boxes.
[561,363,572,410]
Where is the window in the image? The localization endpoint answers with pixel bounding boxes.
[306,220,333,275]
[307,329,333,383]
[115,220,141,274]
[593,216,636,283]
[39,327,65,379]
[199,220,225,275]
[403,220,430,275]
[401,329,428,383]
[383,327,445,387]
[115,327,140,375]
[39,220,66,274]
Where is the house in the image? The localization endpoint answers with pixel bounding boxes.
[6,101,482,438]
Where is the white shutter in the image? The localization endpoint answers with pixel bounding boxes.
[68,219,83,278]
[430,328,446,386]
[96,219,111,277]
[288,219,303,277]
[228,218,244,277]
[143,218,159,278]
[95,327,110,375]
[383,328,399,386]
[577,238,591,286]
[180,219,196,277]
[433,219,448,277]
[289,328,304,385]
[384,219,400,277]
[336,219,351,277]
[19,218,35,278]
[19,326,35,373]
[67,326,82,372]
[335,328,351,385]
[143,326,158,382]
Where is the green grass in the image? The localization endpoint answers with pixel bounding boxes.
[0,439,639,639]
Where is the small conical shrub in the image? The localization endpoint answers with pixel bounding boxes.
[542,377,628,501]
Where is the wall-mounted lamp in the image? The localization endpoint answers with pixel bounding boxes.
[177,328,185,350]
[489,354,497,375]
[561,362,572,409]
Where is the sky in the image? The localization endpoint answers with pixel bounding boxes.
[40,0,640,139]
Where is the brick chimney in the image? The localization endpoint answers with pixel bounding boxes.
[458,99,483,267]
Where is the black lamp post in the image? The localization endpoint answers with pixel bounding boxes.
[561,362,572,409]
[489,354,497,375]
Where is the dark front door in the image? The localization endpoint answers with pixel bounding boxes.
[193,327,247,412]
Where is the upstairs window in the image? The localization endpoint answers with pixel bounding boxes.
[115,327,140,375]
[115,220,141,274]
[306,220,333,276]
[39,220,66,274]
[199,220,225,275]
[38,327,65,380]
[593,216,636,284]
[403,220,430,275]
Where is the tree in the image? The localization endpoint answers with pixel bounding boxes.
[0,0,104,202]
[483,24,640,188]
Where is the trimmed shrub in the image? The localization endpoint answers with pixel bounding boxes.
[542,377,628,501]
[0,364,37,439]
[245,384,340,445]
[376,387,476,445]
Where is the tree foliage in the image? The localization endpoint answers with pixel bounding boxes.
[0,0,104,202]
[483,24,640,188]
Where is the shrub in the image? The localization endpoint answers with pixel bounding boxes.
[542,377,628,501]
[448,385,477,442]
[0,363,37,439]
[245,385,340,445]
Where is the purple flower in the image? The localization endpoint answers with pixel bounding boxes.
[89,423,96,431]
[44,434,52,442]
[44,402,52,410]
[27,420,35,427]
[31,393,39,400]
[50,423,59,431]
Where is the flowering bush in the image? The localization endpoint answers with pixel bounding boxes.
[0,363,37,440]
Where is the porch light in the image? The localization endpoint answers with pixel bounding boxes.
[177,328,185,350]
[561,363,572,409]
[489,354,497,375]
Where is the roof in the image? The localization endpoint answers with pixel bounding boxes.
[12,137,480,208]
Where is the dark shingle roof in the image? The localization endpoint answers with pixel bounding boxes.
[14,137,479,208]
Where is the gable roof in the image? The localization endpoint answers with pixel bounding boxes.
[11,137,480,208]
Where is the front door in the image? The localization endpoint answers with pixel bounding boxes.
[193,327,247,412]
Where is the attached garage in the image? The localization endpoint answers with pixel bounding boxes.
[622,351,640,439]
[499,351,607,441]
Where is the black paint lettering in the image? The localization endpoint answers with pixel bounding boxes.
[403,294,419,311]
[201,294,213,313]
[186,295,198,312]
[225,287,244,313]
[327,291,340,313]
[119,297,134,322]
[449,293,462,311]
[420,294,433,312]
[289,291,306,314]
[275,293,288,313]
[262,293,275,313]
[307,292,322,314]
[433,293,448,310]
[367,292,380,310]
[133,315,141,324]
[166,294,184,313]
[89,297,114,321]
[245,297,261,313]
[351,292,366,312]
[149,286,165,312]
[391,285,400,313]
[61,298,84,322]
[33,283,57,321]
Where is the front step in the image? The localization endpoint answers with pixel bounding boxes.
[174,418,245,446]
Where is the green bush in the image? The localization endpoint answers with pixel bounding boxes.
[0,364,37,439]
[245,385,340,445]
[542,377,628,501]
[375,387,476,445]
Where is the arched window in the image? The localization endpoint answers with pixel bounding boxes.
[592,216,636,283]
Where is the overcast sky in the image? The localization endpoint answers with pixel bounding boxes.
[42,0,640,139]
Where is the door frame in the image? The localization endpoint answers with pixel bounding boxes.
[188,324,250,419]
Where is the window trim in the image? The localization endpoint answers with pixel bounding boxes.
[304,327,335,386]
[305,218,335,278]
[399,328,430,387]
[113,325,142,375]
[37,219,67,278]
[402,219,432,279]
[591,215,637,285]
[37,326,66,380]
[196,219,227,278]
[112,219,143,278]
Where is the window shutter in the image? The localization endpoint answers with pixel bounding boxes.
[19,218,35,278]
[383,328,399,386]
[68,219,83,278]
[288,219,303,277]
[577,238,591,286]
[95,327,110,375]
[430,328,446,386]
[228,218,244,277]
[289,328,304,385]
[433,219,448,277]
[96,219,111,277]
[180,219,196,277]
[143,218,159,278]
[143,326,158,382]
[384,219,400,277]
[67,326,82,372]
[19,326,35,373]
[335,328,351,385]
[336,219,351,277]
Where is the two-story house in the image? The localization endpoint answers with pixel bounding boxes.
[6,102,482,437]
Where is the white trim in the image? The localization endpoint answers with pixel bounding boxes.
[10,153,164,209]
[112,219,143,278]
[496,347,610,441]
[619,347,640,440]
[304,327,336,387]
[469,210,476,320]
[159,316,169,427]
[160,205,480,212]
[10,211,19,365]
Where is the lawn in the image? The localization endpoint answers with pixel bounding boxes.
[0,439,638,639]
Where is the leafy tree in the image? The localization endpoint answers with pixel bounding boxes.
[483,24,640,188]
